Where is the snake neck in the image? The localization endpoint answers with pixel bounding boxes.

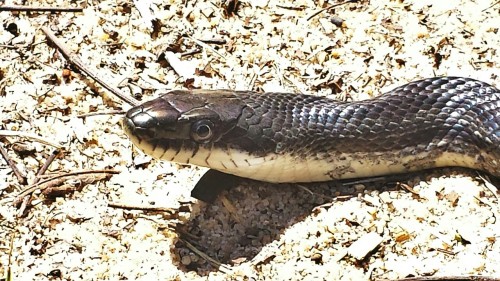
[219,77,500,180]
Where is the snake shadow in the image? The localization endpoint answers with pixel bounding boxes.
[172,168,489,276]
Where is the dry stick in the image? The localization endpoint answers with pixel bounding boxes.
[16,195,33,218]
[108,202,176,214]
[397,182,420,195]
[41,27,139,106]
[296,184,336,201]
[198,38,227,45]
[180,48,202,58]
[179,238,233,273]
[17,196,31,217]
[7,232,14,281]
[341,176,388,185]
[0,143,26,184]
[376,276,500,281]
[187,35,227,60]
[0,129,62,149]
[15,171,116,216]
[41,173,110,196]
[477,174,499,199]
[33,149,61,184]
[76,110,125,118]
[16,149,60,217]
[307,0,358,21]
[482,0,500,11]
[14,170,119,204]
[0,5,83,12]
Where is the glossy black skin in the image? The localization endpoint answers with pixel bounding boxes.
[124,77,500,177]
[122,77,500,200]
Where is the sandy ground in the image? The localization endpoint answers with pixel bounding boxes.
[0,0,499,280]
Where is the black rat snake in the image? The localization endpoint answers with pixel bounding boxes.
[122,77,500,183]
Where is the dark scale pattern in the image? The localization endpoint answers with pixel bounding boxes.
[232,79,474,150]
[124,77,500,178]
[219,77,500,174]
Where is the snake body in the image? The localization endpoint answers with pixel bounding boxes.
[122,77,500,183]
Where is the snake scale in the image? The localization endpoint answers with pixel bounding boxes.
[122,77,500,183]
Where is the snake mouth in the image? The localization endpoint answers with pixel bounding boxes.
[122,114,180,160]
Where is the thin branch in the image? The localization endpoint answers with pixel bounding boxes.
[14,170,119,204]
[17,149,61,216]
[0,5,83,12]
[482,0,500,11]
[397,182,420,196]
[76,110,125,118]
[220,194,241,223]
[297,184,336,200]
[7,231,14,281]
[33,149,61,184]
[307,0,358,21]
[179,238,233,273]
[180,48,202,58]
[186,35,227,60]
[376,276,500,281]
[108,202,176,214]
[477,173,499,199]
[0,129,62,149]
[198,38,227,45]
[0,143,26,184]
[41,26,139,106]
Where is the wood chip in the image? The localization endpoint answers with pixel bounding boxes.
[347,232,384,260]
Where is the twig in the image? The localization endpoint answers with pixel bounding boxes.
[180,48,203,57]
[397,182,420,196]
[16,171,113,216]
[341,176,389,185]
[7,231,14,281]
[33,149,61,184]
[16,194,33,218]
[0,129,62,149]
[179,238,233,273]
[76,110,125,118]
[0,143,26,184]
[41,26,139,106]
[436,248,456,256]
[14,170,119,205]
[276,5,306,11]
[477,173,499,199]
[482,0,500,11]
[307,0,358,21]
[198,38,227,45]
[108,202,176,214]
[16,148,60,216]
[220,194,241,223]
[186,35,227,60]
[376,276,500,281]
[0,5,83,12]
[297,184,335,200]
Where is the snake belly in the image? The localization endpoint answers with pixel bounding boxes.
[122,77,500,183]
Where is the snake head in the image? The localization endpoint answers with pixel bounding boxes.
[123,97,179,140]
[122,90,246,160]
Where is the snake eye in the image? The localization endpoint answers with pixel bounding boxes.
[191,120,214,143]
